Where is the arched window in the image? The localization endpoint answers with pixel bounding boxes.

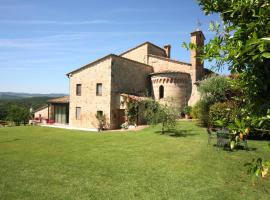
[159,85,164,99]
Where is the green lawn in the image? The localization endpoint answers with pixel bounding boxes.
[0,122,269,200]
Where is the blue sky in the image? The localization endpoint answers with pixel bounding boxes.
[0,0,221,93]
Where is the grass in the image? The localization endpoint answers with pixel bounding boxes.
[0,121,269,200]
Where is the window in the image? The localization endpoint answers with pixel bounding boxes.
[76,107,81,120]
[96,111,103,118]
[76,84,81,96]
[96,83,102,96]
[159,85,164,99]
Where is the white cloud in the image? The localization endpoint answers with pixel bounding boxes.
[0,31,161,49]
[0,19,175,26]
[0,39,57,48]
[0,19,111,25]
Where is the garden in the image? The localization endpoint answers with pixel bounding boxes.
[0,122,269,200]
[0,0,270,199]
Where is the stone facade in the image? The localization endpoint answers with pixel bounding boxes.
[151,72,192,111]
[67,30,209,129]
[34,106,48,120]
[69,56,112,129]
[110,56,153,129]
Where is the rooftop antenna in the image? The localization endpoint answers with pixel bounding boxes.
[196,18,202,31]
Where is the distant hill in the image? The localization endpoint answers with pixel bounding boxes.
[0,93,68,120]
[0,92,67,100]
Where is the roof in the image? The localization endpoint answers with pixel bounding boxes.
[149,71,189,76]
[148,54,191,66]
[120,93,150,102]
[67,54,113,76]
[47,96,70,104]
[119,41,166,56]
[190,30,205,40]
[66,54,153,76]
[33,105,48,113]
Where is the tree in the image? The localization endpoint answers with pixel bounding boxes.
[144,100,177,134]
[0,104,8,120]
[196,0,270,114]
[195,75,232,125]
[198,75,231,103]
[195,0,270,180]
[6,105,30,126]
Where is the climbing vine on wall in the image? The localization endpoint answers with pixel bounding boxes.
[125,101,140,125]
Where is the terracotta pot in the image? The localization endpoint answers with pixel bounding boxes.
[245,127,250,135]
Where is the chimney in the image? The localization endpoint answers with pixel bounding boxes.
[190,30,205,81]
[164,44,171,58]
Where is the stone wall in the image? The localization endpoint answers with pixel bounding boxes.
[121,43,166,64]
[148,44,166,57]
[110,56,154,128]
[34,106,48,119]
[151,72,192,112]
[147,55,192,73]
[69,57,112,129]
[190,31,205,82]
[121,43,148,64]
[147,55,203,107]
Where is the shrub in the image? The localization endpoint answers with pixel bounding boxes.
[144,100,177,133]
[195,75,232,126]
[183,106,192,114]
[198,75,231,103]
[126,101,139,125]
[95,113,106,131]
[209,101,240,127]
[190,103,200,119]
[193,99,212,126]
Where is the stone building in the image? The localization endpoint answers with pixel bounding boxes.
[33,106,49,120]
[59,30,209,129]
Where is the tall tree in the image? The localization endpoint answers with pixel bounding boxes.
[7,105,30,126]
[197,0,270,114]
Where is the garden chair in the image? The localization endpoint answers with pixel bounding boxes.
[207,128,216,145]
[216,129,231,149]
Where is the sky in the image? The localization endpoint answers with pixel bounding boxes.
[0,0,221,94]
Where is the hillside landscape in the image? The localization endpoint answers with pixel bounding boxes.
[0,92,67,120]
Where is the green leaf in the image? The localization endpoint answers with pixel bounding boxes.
[262,37,270,41]
[261,52,270,58]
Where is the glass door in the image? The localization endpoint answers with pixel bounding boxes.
[55,105,67,124]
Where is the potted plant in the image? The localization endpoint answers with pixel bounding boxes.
[183,106,192,119]
[95,113,106,132]
[121,122,129,130]
[227,118,250,150]
[229,118,249,139]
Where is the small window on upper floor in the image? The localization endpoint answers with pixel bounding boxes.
[159,85,164,99]
[96,83,102,96]
[76,84,81,96]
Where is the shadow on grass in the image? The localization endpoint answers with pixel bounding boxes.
[212,144,257,152]
[0,138,21,143]
[155,129,198,137]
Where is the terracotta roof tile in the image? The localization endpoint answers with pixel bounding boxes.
[47,96,69,104]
